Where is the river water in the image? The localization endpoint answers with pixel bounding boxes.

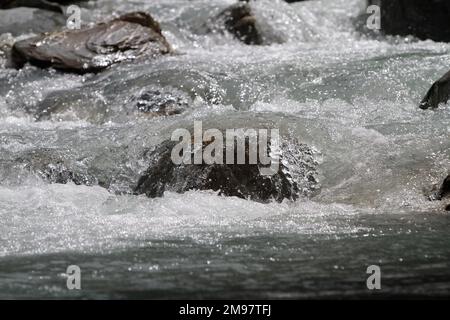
[0,0,449,299]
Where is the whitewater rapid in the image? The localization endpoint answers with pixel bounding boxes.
[0,0,449,298]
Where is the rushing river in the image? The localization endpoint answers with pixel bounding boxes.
[0,0,449,299]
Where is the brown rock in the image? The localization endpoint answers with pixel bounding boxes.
[12,12,172,73]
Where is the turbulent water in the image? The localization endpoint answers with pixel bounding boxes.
[1,0,450,299]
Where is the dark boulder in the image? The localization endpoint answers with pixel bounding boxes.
[11,11,172,73]
[135,135,320,203]
[429,175,450,211]
[433,175,450,201]
[420,70,450,109]
[215,1,263,45]
[210,0,285,45]
[368,0,450,42]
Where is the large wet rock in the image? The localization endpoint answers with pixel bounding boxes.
[11,11,172,73]
[135,135,320,203]
[420,70,450,110]
[368,0,450,42]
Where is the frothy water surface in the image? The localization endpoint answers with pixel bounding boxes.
[0,0,449,298]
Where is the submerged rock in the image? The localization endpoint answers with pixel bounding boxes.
[16,149,96,186]
[11,11,172,73]
[135,135,320,203]
[368,0,450,42]
[132,89,190,116]
[420,70,450,110]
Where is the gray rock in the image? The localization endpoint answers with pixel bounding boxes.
[15,149,97,186]
[132,88,190,116]
[420,70,450,110]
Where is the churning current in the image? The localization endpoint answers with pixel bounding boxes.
[0,0,449,298]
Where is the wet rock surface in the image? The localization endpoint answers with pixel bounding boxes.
[13,149,97,186]
[217,2,262,45]
[420,70,450,110]
[132,88,190,116]
[209,1,284,45]
[429,175,450,211]
[135,137,320,203]
[433,175,450,201]
[11,11,172,73]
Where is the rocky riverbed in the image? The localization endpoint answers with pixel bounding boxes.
[0,0,449,299]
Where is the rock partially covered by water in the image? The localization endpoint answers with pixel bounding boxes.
[132,88,190,116]
[429,175,450,211]
[135,135,320,203]
[368,0,450,42]
[431,175,450,201]
[12,11,172,73]
[420,70,450,110]
[16,149,96,186]
[217,1,262,45]
[210,1,284,45]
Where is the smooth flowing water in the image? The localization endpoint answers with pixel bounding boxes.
[0,0,449,299]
